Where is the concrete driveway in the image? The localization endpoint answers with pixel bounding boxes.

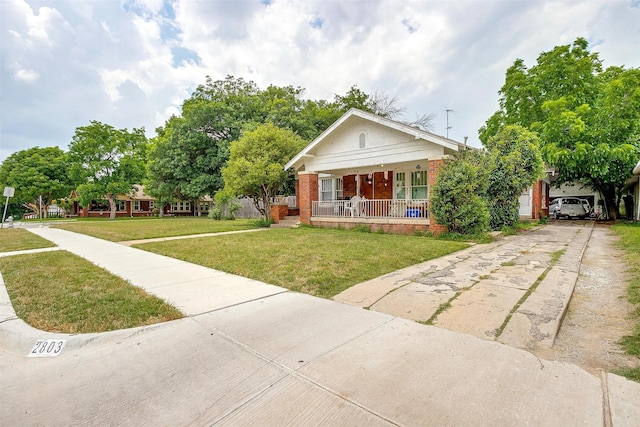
[335,222,592,351]
[1,224,639,426]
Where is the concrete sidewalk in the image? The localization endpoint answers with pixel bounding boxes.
[1,226,639,425]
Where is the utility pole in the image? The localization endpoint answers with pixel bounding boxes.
[445,108,455,138]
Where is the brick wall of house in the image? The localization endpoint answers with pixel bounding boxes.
[270,204,289,223]
[427,159,448,235]
[298,172,318,224]
[532,181,541,219]
[531,180,549,219]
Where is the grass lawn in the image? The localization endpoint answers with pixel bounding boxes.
[135,227,469,298]
[51,217,256,242]
[0,228,55,252]
[0,251,183,333]
[612,222,640,382]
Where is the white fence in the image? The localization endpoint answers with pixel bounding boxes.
[312,199,428,219]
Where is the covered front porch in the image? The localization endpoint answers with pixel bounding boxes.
[295,159,442,234]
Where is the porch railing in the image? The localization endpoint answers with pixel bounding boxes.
[312,199,429,219]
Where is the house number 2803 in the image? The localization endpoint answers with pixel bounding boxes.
[28,339,66,357]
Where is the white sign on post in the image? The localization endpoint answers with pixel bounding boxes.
[3,187,14,197]
[2,186,15,228]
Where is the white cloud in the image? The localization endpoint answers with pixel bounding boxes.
[1,0,639,163]
[13,68,39,82]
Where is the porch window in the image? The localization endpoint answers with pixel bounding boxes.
[395,172,406,199]
[321,178,333,201]
[133,201,140,211]
[411,171,428,199]
[149,201,155,209]
[116,200,126,211]
[320,178,344,201]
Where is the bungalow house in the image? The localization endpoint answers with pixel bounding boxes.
[285,108,485,234]
[76,185,213,218]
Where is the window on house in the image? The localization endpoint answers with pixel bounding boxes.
[411,171,428,199]
[359,132,366,149]
[171,202,190,212]
[116,200,126,211]
[321,178,333,201]
[133,201,140,211]
[149,201,155,209]
[395,172,406,199]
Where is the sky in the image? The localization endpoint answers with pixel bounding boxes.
[1,0,639,163]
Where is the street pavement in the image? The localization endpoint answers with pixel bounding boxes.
[1,224,639,426]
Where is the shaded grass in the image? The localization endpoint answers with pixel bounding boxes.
[612,222,640,383]
[612,222,640,360]
[135,227,469,298]
[0,251,183,333]
[52,217,256,242]
[0,228,55,252]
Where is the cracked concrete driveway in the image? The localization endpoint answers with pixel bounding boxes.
[334,222,593,351]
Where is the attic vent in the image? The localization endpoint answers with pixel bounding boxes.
[359,132,366,149]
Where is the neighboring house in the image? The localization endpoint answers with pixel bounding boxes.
[76,185,213,218]
[285,108,478,234]
[625,160,640,221]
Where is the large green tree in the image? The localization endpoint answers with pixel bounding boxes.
[0,146,73,218]
[222,123,307,218]
[68,121,148,219]
[480,38,640,219]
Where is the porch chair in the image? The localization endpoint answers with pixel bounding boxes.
[345,195,365,217]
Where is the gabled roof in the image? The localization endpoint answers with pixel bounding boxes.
[285,108,465,170]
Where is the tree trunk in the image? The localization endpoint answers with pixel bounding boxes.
[604,194,619,220]
[251,196,267,219]
[107,194,118,219]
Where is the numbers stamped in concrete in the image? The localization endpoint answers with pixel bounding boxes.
[28,339,66,357]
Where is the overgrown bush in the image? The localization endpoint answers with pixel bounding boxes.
[430,149,491,234]
[432,126,544,234]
